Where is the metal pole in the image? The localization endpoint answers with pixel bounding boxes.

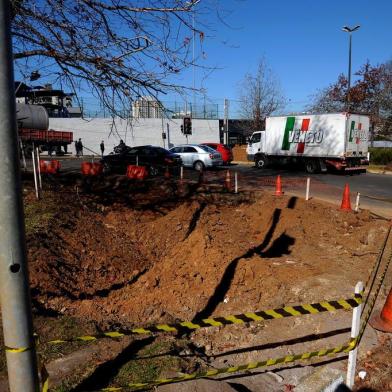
[19,139,26,171]
[224,99,229,145]
[180,166,184,181]
[347,33,352,110]
[31,148,39,200]
[305,177,310,201]
[35,148,42,190]
[0,1,40,391]
[234,171,238,194]
[166,123,170,148]
[346,281,363,388]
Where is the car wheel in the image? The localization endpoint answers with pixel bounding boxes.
[255,155,267,169]
[149,166,159,176]
[102,162,111,174]
[194,160,205,171]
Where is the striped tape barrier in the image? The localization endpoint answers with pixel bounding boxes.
[43,293,362,345]
[359,251,392,342]
[363,225,391,292]
[99,338,358,391]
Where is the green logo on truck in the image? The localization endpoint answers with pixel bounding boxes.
[281,117,323,152]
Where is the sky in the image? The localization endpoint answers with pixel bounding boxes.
[177,0,392,116]
[14,0,392,118]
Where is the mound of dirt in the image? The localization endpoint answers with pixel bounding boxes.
[27,187,389,332]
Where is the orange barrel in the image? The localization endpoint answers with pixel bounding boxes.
[81,162,92,175]
[90,162,103,176]
[39,160,49,174]
[136,166,148,180]
[126,165,137,178]
[50,160,61,173]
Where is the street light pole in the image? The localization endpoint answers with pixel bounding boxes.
[0,1,39,391]
[342,25,360,111]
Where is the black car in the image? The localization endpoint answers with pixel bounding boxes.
[101,145,182,175]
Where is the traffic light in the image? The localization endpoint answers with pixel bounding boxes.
[183,116,192,135]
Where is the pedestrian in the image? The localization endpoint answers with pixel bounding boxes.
[100,140,105,157]
[74,140,79,157]
[78,138,83,156]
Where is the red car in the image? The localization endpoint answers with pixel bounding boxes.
[201,143,233,164]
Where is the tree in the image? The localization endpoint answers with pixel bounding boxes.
[11,0,214,116]
[238,58,285,132]
[309,61,392,140]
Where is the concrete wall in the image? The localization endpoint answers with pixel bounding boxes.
[49,117,220,155]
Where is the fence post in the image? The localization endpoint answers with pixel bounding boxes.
[305,177,310,201]
[347,281,363,388]
[36,148,42,190]
[31,148,39,200]
[355,192,360,212]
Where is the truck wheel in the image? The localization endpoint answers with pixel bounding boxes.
[305,159,320,174]
[255,155,267,169]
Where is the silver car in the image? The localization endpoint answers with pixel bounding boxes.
[169,144,223,170]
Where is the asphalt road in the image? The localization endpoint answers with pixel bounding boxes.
[29,157,392,218]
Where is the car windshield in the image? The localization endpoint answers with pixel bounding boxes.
[198,145,216,153]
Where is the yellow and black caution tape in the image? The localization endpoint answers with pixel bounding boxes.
[44,293,362,345]
[4,345,32,353]
[364,224,391,292]
[99,338,358,391]
[359,251,392,342]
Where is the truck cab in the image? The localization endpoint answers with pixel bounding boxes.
[246,131,266,168]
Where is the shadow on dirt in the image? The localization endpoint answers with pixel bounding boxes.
[71,336,155,392]
[193,198,296,321]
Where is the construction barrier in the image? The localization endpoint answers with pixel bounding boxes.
[126,165,148,180]
[39,160,61,174]
[101,339,358,391]
[43,293,363,345]
[81,162,103,176]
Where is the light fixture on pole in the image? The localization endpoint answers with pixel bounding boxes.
[342,25,360,110]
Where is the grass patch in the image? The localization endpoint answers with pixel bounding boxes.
[113,340,181,386]
[23,191,59,236]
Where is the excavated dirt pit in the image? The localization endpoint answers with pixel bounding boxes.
[3,177,390,390]
[25,179,389,328]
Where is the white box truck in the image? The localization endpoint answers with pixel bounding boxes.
[246,113,369,173]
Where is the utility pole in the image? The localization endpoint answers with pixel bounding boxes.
[342,25,360,111]
[224,99,229,145]
[0,1,39,391]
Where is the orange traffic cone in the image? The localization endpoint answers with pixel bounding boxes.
[164,166,171,179]
[275,175,284,196]
[340,184,352,211]
[225,170,231,191]
[370,287,392,333]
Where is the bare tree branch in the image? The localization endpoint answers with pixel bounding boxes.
[237,58,286,132]
[11,0,215,117]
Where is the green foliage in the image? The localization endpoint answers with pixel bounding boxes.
[369,148,392,164]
